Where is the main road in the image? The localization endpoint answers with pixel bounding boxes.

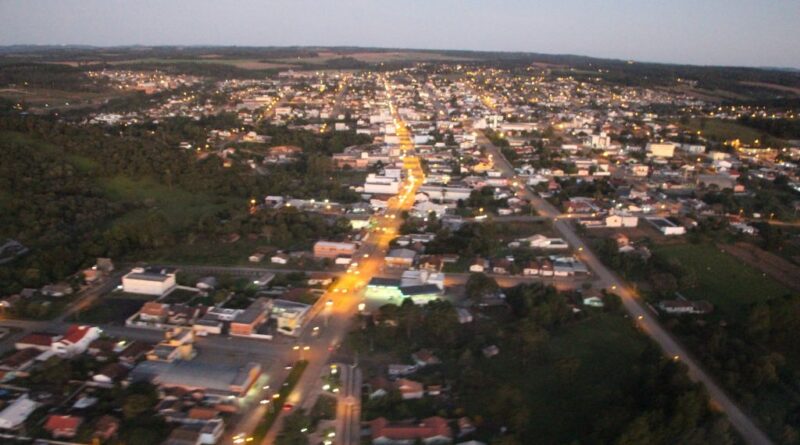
[478,132,773,445]
[260,77,424,445]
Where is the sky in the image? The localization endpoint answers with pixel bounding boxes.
[1,0,799,68]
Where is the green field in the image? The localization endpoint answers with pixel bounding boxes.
[471,313,648,443]
[654,243,790,316]
[684,118,786,147]
[102,175,238,229]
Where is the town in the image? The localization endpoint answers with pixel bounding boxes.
[0,44,799,445]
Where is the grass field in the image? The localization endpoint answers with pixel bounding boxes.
[69,291,154,323]
[102,175,238,230]
[654,243,790,317]
[469,312,648,443]
[684,118,786,147]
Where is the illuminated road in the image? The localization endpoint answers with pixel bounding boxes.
[478,131,773,445]
[259,77,423,445]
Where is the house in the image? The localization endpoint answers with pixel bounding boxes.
[122,267,177,296]
[388,364,418,377]
[196,277,217,291]
[522,260,541,276]
[385,249,417,268]
[411,350,440,367]
[658,300,713,315]
[368,377,394,399]
[118,341,151,366]
[526,235,568,250]
[87,338,116,359]
[53,325,101,357]
[0,348,42,373]
[41,283,73,298]
[490,258,512,275]
[604,214,638,228]
[140,302,169,323]
[370,416,452,445]
[397,378,425,400]
[455,308,473,324]
[93,415,119,442]
[0,395,38,430]
[468,258,487,273]
[482,345,500,358]
[15,332,61,352]
[93,363,130,384]
[271,252,290,264]
[44,415,83,439]
[248,253,265,263]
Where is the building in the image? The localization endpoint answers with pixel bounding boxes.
[52,325,101,357]
[122,267,177,296]
[15,333,61,352]
[365,173,401,195]
[0,395,38,430]
[385,248,417,268]
[230,298,270,337]
[130,360,261,401]
[658,300,713,314]
[646,143,676,158]
[313,241,358,259]
[646,217,686,236]
[369,416,452,445]
[270,299,311,337]
[44,415,83,439]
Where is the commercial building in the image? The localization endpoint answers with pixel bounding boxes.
[313,241,358,259]
[230,298,270,337]
[130,360,261,401]
[122,267,177,296]
[364,173,401,195]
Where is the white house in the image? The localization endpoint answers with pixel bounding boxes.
[52,325,101,358]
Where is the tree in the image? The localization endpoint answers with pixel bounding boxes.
[123,394,154,419]
[465,273,499,305]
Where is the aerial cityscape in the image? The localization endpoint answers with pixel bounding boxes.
[1,2,799,445]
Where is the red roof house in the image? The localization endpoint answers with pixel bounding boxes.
[370,416,451,443]
[44,415,83,439]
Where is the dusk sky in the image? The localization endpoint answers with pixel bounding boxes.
[2,0,799,68]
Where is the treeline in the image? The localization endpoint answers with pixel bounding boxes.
[668,294,800,441]
[0,135,122,291]
[0,62,109,91]
[738,116,800,140]
[259,124,372,156]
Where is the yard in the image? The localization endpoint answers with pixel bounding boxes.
[653,243,790,317]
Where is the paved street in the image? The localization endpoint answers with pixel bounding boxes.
[478,131,773,445]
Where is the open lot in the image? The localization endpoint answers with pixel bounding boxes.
[102,175,239,230]
[654,243,790,317]
[683,118,787,147]
[69,291,153,324]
